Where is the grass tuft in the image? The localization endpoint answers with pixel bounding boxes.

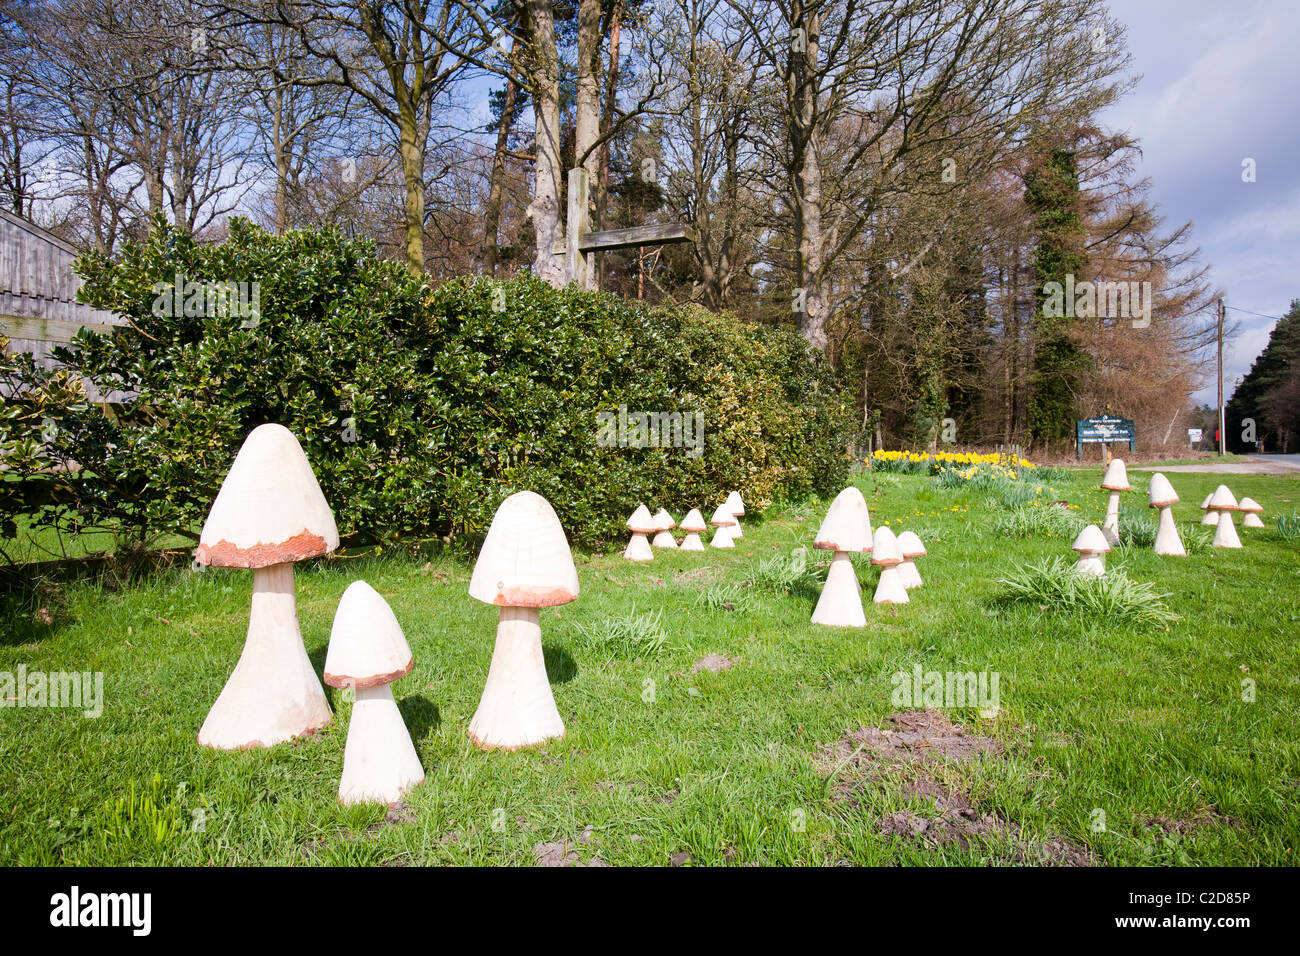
[991,502,1085,539]
[573,606,670,657]
[997,555,1179,626]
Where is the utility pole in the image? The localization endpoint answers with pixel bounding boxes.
[1217,297,1225,455]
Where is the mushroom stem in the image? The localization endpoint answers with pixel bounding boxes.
[710,525,734,548]
[898,558,922,589]
[873,564,909,604]
[1202,508,1219,525]
[198,562,332,749]
[731,518,743,539]
[811,551,866,626]
[1102,492,1121,546]
[469,606,564,750]
[624,533,653,561]
[651,530,678,549]
[339,683,425,805]
[1075,553,1105,576]
[1211,511,1242,548]
[679,532,705,551]
[1154,505,1186,556]
[1243,512,1265,528]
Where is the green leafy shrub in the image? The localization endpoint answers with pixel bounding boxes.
[7,218,851,552]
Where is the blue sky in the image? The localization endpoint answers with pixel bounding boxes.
[1101,0,1300,404]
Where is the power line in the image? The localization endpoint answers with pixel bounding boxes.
[1225,305,1287,321]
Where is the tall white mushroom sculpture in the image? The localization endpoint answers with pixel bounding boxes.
[1208,485,1243,548]
[1200,493,1219,525]
[1148,473,1186,556]
[679,508,707,551]
[624,504,656,561]
[871,526,909,604]
[1072,524,1110,576]
[195,423,337,750]
[324,581,423,805]
[810,487,872,626]
[896,531,927,589]
[725,491,745,539]
[710,503,737,548]
[651,508,678,549]
[1100,458,1130,546]
[468,491,578,750]
[1239,497,1265,529]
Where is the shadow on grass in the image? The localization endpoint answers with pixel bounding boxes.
[544,643,578,684]
[397,695,441,740]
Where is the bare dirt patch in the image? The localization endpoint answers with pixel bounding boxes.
[533,839,607,867]
[690,654,739,673]
[815,710,1093,866]
[1141,806,1242,835]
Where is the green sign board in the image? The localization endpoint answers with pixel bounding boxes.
[1076,416,1135,460]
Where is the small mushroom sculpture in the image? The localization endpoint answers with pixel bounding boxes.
[1200,493,1219,525]
[1100,458,1130,547]
[467,491,578,750]
[710,503,737,548]
[1072,524,1110,576]
[1239,497,1265,529]
[651,508,678,549]
[195,423,336,750]
[895,530,927,589]
[811,486,872,626]
[678,508,707,551]
[725,491,745,539]
[324,581,424,806]
[871,526,909,604]
[624,504,656,561]
[1148,473,1186,556]
[1208,484,1243,548]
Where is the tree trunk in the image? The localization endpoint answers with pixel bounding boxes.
[527,0,564,285]
[398,97,425,276]
[483,75,517,276]
[790,4,827,351]
[575,0,602,181]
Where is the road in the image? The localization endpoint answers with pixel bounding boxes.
[1133,454,1300,475]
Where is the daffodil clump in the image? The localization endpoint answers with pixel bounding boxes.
[871,448,1037,480]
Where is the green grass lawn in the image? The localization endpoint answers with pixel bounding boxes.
[2,467,1298,866]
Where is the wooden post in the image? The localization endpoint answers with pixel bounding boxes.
[566,168,593,290]
[1217,297,1226,455]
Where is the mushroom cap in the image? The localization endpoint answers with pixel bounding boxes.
[1238,496,1263,513]
[896,530,926,558]
[1208,484,1239,510]
[1101,458,1130,491]
[725,491,745,516]
[871,525,902,565]
[1200,493,1214,510]
[679,508,707,533]
[1072,524,1111,554]
[626,504,656,533]
[709,503,737,527]
[324,580,414,688]
[814,487,872,552]
[651,508,676,531]
[197,423,339,568]
[1148,472,1180,508]
[469,491,579,607]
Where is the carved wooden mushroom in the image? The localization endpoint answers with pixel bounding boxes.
[1200,492,1219,525]
[651,508,678,549]
[811,486,872,626]
[896,530,927,589]
[1072,524,1110,576]
[467,491,578,749]
[1208,484,1243,548]
[1100,458,1130,546]
[1148,473,1186,556]
[195,423,336,750]
[678,508,707,551]
[709,503,737,548]
[871,526,909,604]
[324,581,423,805]
[1239,497,1265,529]
[624,504,656,561]
[725,491,745,539]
